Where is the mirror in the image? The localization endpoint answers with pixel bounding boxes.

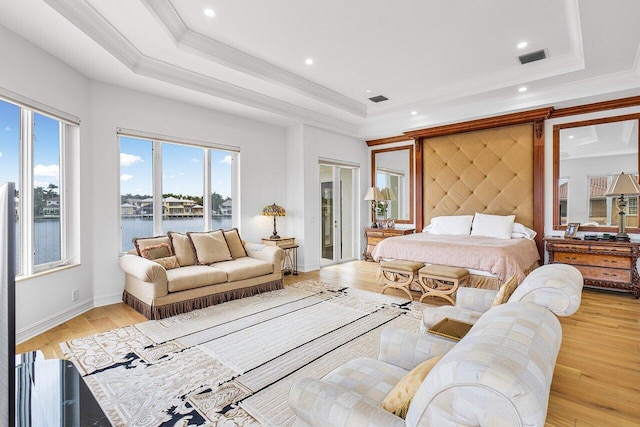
[371,145,414,224]
[553,113,640,232]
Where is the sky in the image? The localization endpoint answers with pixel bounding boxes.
[0,98,61,192]
[120,136,232,199]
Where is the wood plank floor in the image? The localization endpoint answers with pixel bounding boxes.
[17,261,640,426]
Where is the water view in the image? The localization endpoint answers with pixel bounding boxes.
[121,217,232,252]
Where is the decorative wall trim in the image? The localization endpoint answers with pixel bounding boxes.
[551,95,640,118]
[366,135,412,146]
[43,0,361,136]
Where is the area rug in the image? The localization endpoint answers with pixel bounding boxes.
[60,280,432,426]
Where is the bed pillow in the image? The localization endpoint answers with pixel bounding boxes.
[511,222,537,240]
[423,215,473,235]
[471,213,515,239]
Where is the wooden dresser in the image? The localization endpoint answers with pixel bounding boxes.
[363,227,415,261]
[544,237,640,298]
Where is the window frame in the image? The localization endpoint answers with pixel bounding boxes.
[0,95,77,277]
[117,130,239,254]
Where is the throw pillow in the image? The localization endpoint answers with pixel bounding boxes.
[470,213,516,239]
[382,355,444,419]
[133,235,171,258]
[224,228,247,258]
[152,255,180,270]
[167,231,196,266]
[139,242,172,260]
[188,230,233,265]
[492,275,519,307]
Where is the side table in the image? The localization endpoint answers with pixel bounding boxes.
[262,237,298,275]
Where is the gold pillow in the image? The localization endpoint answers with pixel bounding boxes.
[133,235,171,258]
[168,232,195,266]
[188,230,233,265]
[382,355,443,419]
[492,275,519,307]
[224,228,247,258]
[152,255,180,270]
[139,243,172,260]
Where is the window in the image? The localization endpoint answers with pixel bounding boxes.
[119,133,237,252]
[0,97,76,276]
[588,174,639,227]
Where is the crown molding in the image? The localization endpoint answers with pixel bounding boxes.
[140,0,366,117]
[43,0,361,136]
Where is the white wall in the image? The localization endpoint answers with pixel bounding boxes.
[287,125,367,271]
[0,25,93,342]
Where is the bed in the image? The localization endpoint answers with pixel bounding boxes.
[371,231,540,290]
[373,121,543,290]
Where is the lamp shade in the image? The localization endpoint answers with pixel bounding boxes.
[262,203,286,217]
[363,187,384,201]
[381,187,396,201]
[605,172,640,196]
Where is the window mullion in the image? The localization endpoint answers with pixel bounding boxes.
[152,141,163,235]
[20,109,34,275]
[204,150,211,231]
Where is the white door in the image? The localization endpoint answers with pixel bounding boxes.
[320,164,356,266]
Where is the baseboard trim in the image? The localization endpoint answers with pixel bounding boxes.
[93,292,123,307]
[16,299,94,344]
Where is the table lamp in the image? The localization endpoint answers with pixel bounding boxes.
[381,187,396,219]
[605,172,640,241]
[364,187,384,227]
[262,203,285,239]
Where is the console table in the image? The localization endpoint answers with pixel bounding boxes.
[363,227,415,261]
[544,237,640,298]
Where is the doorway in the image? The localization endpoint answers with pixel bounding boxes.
[320,164,356,266]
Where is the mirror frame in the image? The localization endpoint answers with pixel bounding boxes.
[552,113,640,232]
[371,145,414,224]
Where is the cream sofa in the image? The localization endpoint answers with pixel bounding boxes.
[119,230,285,319]
[289,264,583,426]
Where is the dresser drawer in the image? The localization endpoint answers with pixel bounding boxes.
[553,251,632,269]
[574,265,631,283]
[367,236,385,245]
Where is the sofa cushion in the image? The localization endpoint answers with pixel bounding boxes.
[134,235,171,258]
[323,357,408,405]
[166,265,227,292]
[168,231,196,267]
[224,228,247,258]
[188,230,233,265]
[382,355,443,419]
[212,257,273,281]
[140,243,173,260]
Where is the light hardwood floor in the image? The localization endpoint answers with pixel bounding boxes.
[17,261,640,426]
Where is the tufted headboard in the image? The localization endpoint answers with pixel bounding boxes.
[421,123,534,229]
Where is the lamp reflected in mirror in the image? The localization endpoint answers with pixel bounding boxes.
[605,172,640,241]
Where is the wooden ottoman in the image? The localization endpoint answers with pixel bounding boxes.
[379,260,425,300]
[418,265,470,305]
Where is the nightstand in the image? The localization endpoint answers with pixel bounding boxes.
[544,237,640,298]
[262,237,298,275]
[363,227,415,261]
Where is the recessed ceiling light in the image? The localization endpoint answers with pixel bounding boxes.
[411,111,418,116]
[568,135,575,139]
[305,58,314,65]
[365,89,372,93]
[517,41,528,49]
[204,8,215,17]
[518,86,528,92]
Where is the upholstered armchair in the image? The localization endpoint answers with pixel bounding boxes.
[289,302,563,427]
[422,263,584,331]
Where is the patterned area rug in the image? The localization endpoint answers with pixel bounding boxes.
[61,281,431,426]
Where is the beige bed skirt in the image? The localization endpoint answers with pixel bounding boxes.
[467,262,539,290]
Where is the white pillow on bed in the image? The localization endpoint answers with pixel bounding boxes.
[511,222,537,240]
[471,213,515,239]
[423,215,473,235]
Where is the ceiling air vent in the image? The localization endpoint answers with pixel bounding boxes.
[368,95,389,103]
[518,49,547,65]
